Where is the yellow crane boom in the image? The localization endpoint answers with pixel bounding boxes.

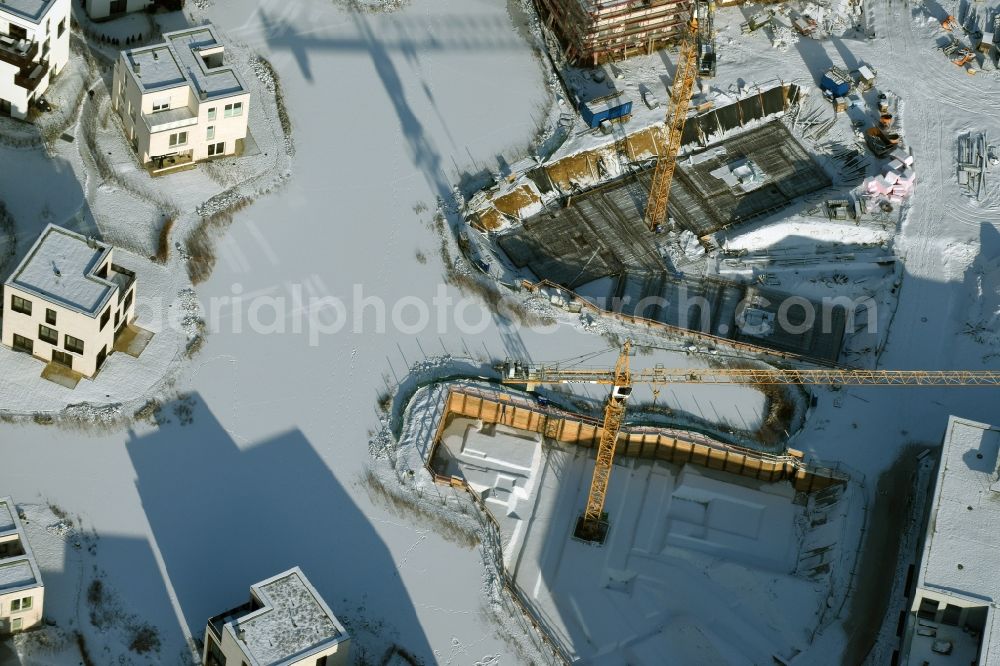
[644,17,700,232]
[502,366,1000,389]
[499,345,1000,542]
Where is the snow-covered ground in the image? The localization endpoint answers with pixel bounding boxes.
[1,0,1000,663]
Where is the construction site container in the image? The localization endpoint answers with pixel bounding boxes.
[580,93,632,129]
[820,67,852,97]
[856,65,876,89]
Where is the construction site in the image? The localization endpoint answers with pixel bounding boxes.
[391,0,1000,661]
[8,0,1000,663]
[406,381,860,663]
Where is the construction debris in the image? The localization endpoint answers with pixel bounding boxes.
[957,133,989,200]
[741,10,774,34]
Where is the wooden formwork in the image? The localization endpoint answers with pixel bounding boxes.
[432,387,847,493]
[536,0,691,66]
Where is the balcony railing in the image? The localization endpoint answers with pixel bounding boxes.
[0,35,38,71]
[14,59,48,93]
[142,106,199,133]
[110,264,136,295]
[207,600,256,639]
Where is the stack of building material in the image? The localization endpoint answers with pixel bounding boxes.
[863,148,915,203]
[957,133,988,199]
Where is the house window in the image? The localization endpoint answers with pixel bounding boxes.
[38,325,58,345]
[42,40,50,57]
[57,19,65,37]
[316,656,328,666]
[152,100,169,112]
[123,290,134,311]
[206,125,215,140]
[46,308,57,325]
[207,107,217,121]
[97,263,108,279]
[115,311,120,327]
[169,132,188,147]
[11,295,32,316]
[10,596,31,612]
[64,335,84,355]
[46,19,50,34]
[100,307,111,330]
[52,350,73,368]
[12,334,33,354]
[208,142,225,156]
[224,102,244,118]
[10,618,21,632]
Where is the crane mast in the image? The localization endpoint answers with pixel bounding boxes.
[644,17,700,232]
[577,341,632,541]
[499,344,1000,543]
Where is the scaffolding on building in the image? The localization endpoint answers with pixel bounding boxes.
[536,0,692,65]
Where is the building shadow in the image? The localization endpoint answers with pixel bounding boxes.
[125,394,433,660]
[258,8,529,84]
[0,148,96,276]
[793,34,836,84]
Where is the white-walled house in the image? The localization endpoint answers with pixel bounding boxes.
[84,0,183,21]
[203,568,351,666]
[900,416,1000,665]
[85,0,150,20]
[0,497,44,636]
[85,0,149,20]
[0,0,71,119]
[1,225,137,379]
[112,24,250,168]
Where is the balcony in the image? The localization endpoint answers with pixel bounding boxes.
[0,34,38,70]
[14,59,48,93]
[142,106,198,133]
[109,264,136,295]
[207,600,257,640]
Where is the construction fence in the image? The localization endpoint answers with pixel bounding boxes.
[428,386,849,493]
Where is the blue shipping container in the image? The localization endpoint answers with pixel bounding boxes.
[819,68,851,97]
[580,93,633,128]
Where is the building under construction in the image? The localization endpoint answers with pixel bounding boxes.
[537,0,691,65]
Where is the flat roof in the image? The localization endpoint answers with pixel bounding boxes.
[0,0,57,23]
[0,497,43,595]
[226,568,347,665]
[127,45,187,91]
[0,561,36,591]
[5,224,117,317]
[919,417,1000,603]
[124,25,246,100]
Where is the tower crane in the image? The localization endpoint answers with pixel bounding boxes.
[644,14,700,232]
[696,0,717,77]
[500,342,1000,542]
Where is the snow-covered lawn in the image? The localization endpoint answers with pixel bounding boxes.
[2,0,1000,663]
